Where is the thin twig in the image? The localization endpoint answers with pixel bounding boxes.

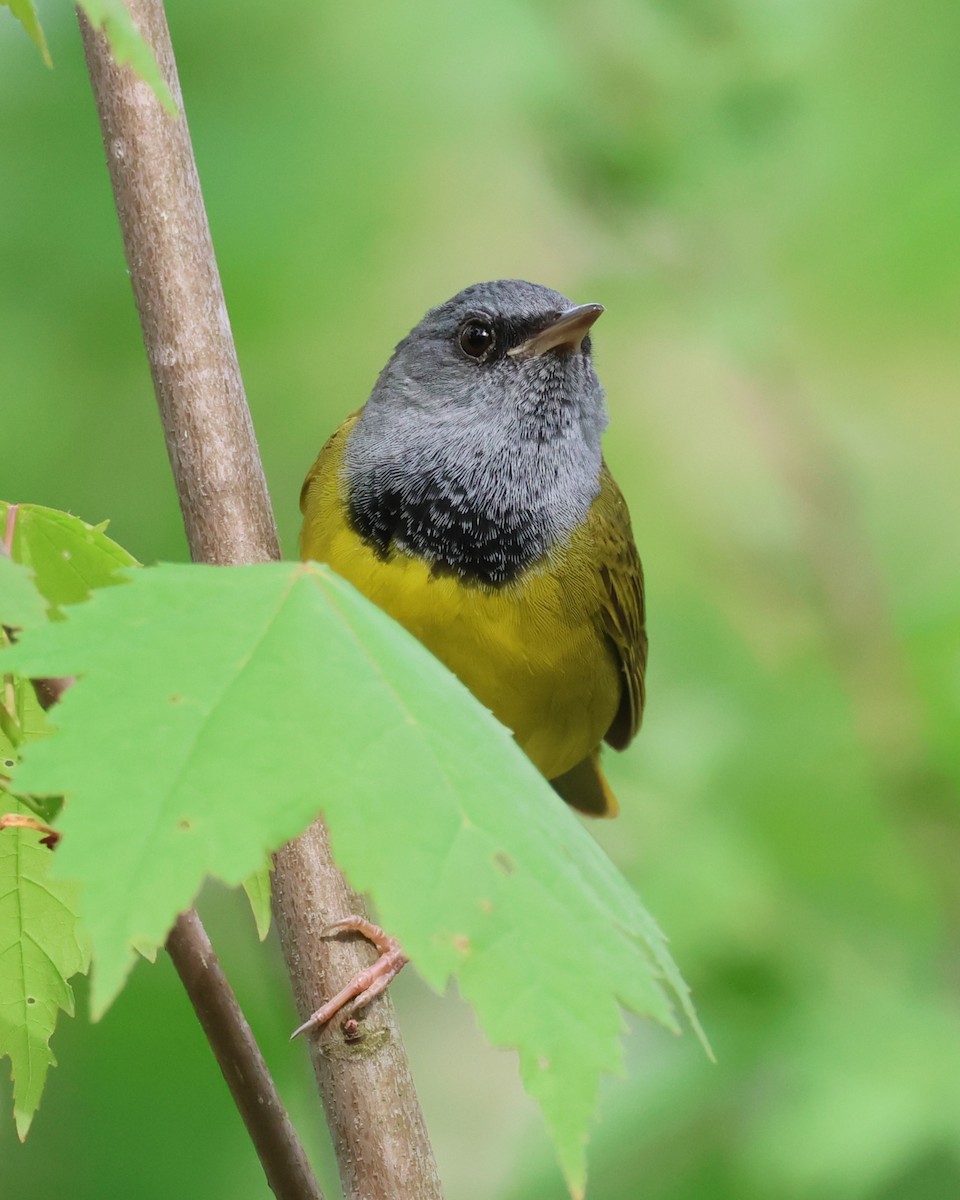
[0,813,59,847]
[2,505,17,556]
[77,4,442,1198]
[166,911,322,1200]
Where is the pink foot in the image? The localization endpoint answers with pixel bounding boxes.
[290,915,408,1039]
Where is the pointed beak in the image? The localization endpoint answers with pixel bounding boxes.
[507,303,605,360]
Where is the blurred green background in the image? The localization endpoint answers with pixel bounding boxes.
[2,0,959,1196]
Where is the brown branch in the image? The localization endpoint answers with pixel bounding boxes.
[272,824,442,1200]
[77,4,442,1199]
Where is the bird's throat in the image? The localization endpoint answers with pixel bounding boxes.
[347,468,552,586]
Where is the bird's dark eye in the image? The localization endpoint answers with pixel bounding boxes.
[458,320,494,359]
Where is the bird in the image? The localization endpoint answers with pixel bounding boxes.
[294,279,647,1037]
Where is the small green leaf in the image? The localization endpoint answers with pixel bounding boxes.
[2,0,52,67]
[0,556,48,631]
[0,642,59,825]
[0,502,137,616]
[78,0,176,114]
[0,679,89,1140]
[242,862,273,942]
[2,561,705,1190]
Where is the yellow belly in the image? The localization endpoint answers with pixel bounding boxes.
[300,413,645,816]
[304,510,620,780]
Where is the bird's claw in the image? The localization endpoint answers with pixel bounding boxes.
[290,915,408,1039]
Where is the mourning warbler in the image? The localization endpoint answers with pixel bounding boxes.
[300,279,646,817]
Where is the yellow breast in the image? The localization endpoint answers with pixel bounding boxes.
[300,417,623,783]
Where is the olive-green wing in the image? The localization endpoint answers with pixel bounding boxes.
[591,464,647,750]
[299,411,359,517]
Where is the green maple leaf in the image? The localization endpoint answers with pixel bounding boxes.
[0,502,137,613]
[0,556,49,632]
[242,861,272,943]
[2,560,707,1192]
[1,0,51,67]
[0,502,131,1135]
[0,678,89,1140]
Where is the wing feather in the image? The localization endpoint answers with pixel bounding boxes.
[589,465,647,750]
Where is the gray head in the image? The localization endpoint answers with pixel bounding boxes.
[344,279,610,586]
